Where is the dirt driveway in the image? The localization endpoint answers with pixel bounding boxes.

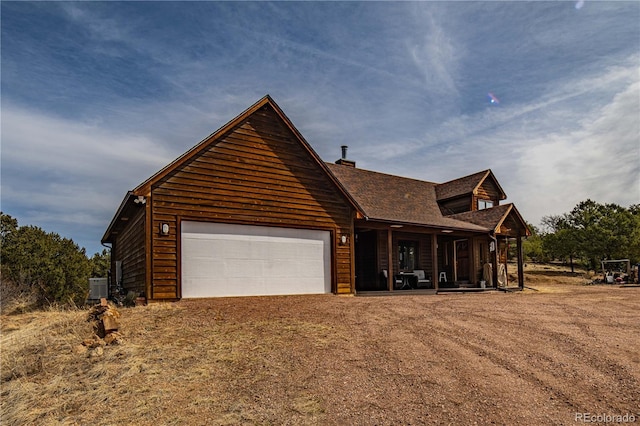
[154,285,639,425]
[2,282,639,425]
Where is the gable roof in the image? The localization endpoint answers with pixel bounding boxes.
[102,95,362,244]
[325,163,489,232]
[449,203,531,236]
[133,95,357,203]
[436,169,507,201]
[103,96,527,244]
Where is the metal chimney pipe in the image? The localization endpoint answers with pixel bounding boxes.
[341,145,348,160]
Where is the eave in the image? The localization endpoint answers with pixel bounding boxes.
[101,191,135,244]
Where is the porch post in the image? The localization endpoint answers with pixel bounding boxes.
[387,228,393,291]
[492,236,499,288]
[432,234,439,292]
[517,234,525,290]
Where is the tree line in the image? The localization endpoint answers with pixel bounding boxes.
[1,212,110,310]
[522,200,640,271]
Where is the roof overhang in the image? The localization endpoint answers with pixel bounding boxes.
[493,204,531,237]
[354,217,491,235]
[447,203,531,238]
[101,191,146,244]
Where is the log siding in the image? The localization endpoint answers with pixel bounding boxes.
[113,207,146,296]
[474,179,502,210]
[148,104,354,299]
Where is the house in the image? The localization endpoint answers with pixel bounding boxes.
[102,95,530,300]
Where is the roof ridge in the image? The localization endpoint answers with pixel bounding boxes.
[325,162,439,185]
[437,169,490,187]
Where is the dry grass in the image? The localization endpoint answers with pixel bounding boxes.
[1,267,638,425]
[1,302,338,425]
[512,262,594,293]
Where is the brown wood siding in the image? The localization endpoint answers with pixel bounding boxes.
[149,105,353,299]
[113,207,146,295]
[474,180,501,210]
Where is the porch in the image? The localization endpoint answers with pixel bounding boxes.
[356,287,504,297]
[353,222,526,294]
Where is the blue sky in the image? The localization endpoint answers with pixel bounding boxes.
[2,1,639,255]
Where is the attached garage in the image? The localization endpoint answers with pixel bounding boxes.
[103,96,358,301]
[181,221,332,298]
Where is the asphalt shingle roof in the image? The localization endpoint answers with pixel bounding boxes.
[435,170,490,201]
[448,204,513,231]
[325,163,489,232]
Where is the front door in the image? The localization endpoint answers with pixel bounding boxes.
[454,239,470,282]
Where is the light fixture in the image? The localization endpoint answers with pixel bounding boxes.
[340,235,348,245]
[441,230,453,233]
[390,224,403,228]
[133,195,146,205]
[160,223,170,235]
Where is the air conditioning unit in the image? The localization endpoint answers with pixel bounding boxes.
[89,277,108,300]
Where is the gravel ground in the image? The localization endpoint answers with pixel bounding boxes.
[2,276,638,425]
[170,283,639,425]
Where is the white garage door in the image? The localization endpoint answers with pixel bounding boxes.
[181,221,331,298]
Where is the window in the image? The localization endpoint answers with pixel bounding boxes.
[478,199,494,210]
[398,241,418,271]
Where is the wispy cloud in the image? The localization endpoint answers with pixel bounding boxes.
[351,51,639,227]
[516,79,640,219]
[407,7,463,99]
[1,103,175,250]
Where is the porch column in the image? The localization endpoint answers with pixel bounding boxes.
[387,228,393,291]
[492,236,499,288]
[517,234,525,290]
[432,234,439,292]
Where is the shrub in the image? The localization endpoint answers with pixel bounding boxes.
[1,213,92,310]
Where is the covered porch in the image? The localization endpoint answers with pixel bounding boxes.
[353,213,529,293]
[324,161,531,295]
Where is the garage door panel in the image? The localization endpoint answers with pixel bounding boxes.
[181,222,331,298]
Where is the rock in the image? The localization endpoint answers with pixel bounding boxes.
[91,346,104,357]
[104,332,122,345]
[73,344,88,355]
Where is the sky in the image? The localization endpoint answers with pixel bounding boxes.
[1,1,639,256]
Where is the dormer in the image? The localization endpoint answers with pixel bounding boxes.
[436,170,507,215]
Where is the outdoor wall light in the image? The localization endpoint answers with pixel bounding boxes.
[340,235,348,245]
[160,223,170,236]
